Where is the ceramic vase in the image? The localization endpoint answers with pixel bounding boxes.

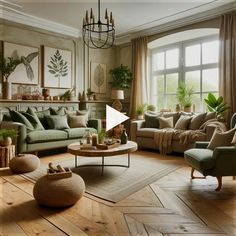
[120,129,128,144]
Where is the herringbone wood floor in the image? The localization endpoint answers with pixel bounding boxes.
[0,150,235,236]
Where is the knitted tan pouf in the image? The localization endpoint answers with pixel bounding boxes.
[9,154,40,173]
[33,173,85,208]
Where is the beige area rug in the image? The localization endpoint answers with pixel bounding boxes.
[24,153,182,202]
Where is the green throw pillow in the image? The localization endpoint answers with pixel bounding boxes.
[144,112,162,128]
[25,108,45,130]
[35,109,51,129]
[46,115,70,130]
[50,107,66,115]
[10,110,34,132]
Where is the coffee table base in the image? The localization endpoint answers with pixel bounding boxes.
[75,153,130,176]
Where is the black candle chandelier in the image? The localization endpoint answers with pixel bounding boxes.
[82,0,115,49]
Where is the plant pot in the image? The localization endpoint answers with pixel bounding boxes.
[137,115,144,120]
[0,137,12,147]
[2,81,12,100]
[184,106,191,112]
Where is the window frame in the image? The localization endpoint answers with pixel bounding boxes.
[150,34,219,112]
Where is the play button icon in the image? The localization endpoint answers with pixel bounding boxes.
[106,105,129,131]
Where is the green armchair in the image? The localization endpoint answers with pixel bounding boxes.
[184,142,236,191]
[184,113,236,191]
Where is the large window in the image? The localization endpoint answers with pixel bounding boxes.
[151,36,219,112]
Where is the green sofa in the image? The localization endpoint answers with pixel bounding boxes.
[0,109,101,154]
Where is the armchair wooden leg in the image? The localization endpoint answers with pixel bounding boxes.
[190,168,206,179]
[215,176,222,191]
[233,176,236,180]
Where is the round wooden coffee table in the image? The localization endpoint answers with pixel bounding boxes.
[68,141,138,175]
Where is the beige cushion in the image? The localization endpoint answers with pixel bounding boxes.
[189,113,207,130]
[137,128,158,138]
[158,117,173,129]
[162,112,179,125]
[204,112,216,122]
[68,115,87,128]
[33,173,85,207]
[207,128,236,150]
[174,115,192,130]
[231,132,236,145]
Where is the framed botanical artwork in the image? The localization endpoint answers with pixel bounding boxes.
[3,42,39,85]
[90,62,106,94]
[43,46,72,88]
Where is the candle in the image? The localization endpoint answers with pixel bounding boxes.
[92,134,98,146]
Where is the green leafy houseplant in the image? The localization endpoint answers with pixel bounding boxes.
[204,93,229,120]
[147,104,156,112]
[109,64,133,89]
[176,82,194,111]
[60,87,75,101]
[0,56,21,82]
[136,104,147,119]
[98,129,107,143]
[0,129,17,147]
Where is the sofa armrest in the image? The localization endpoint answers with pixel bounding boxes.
[195,141,209,149]
[0,121,27,154]
[87,119,102,132]
[212,146,236,175]
[130,120,146,142]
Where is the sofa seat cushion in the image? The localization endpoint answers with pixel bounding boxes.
[184,148,215,171]
[27,130,68,144]
[172,131,206,141]
[65,128,97,139]
[136,128,158,138]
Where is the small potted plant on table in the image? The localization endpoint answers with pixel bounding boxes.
[0,129,17,147]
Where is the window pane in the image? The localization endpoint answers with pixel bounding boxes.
[202,68,219,92]
[192,94,201,112]
[202,41,219,64]
[185,70,200,92]
[166,73,178,93]
[156,75,165,111]
[166,48,179,69]
[185,44,200,66]
[153,52,164,71]
[166,95,178,112]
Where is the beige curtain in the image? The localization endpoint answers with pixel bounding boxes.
[219,11,236,124]
[130,37,148,118]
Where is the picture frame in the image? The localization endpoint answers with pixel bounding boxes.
[90,62,106,94]
[3,42,39,85]
[43,46,72,89]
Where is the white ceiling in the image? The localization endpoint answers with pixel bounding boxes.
[3,0,236,41]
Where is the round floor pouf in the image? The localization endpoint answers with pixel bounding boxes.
[9,154,40,173]
[33,174,85,208]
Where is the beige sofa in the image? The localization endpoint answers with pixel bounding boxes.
[130,112,226,153]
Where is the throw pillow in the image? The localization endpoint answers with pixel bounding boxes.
[207,128,236,150]
[162,112,180,125]
[46,115,70,130]
[77,110,89,122]
[158,117,174,129]
[204,112,216,122]
[189,113,207,130]
[26,107,45,130]
[174,115,192,130]
[35,109,51,129]
[50,107,66,115]
[9,110,34,132]
[231,132,236,145]
[21,112,44,131]
[144,112,162,128]
[68,115,87,128]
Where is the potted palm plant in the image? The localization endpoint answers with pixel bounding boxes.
[204,93,229,121]
[0,129,17,147]
[0,55,21,99]
[176,82,194,112]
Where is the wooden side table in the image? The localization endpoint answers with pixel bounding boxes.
[0,145,15,167]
